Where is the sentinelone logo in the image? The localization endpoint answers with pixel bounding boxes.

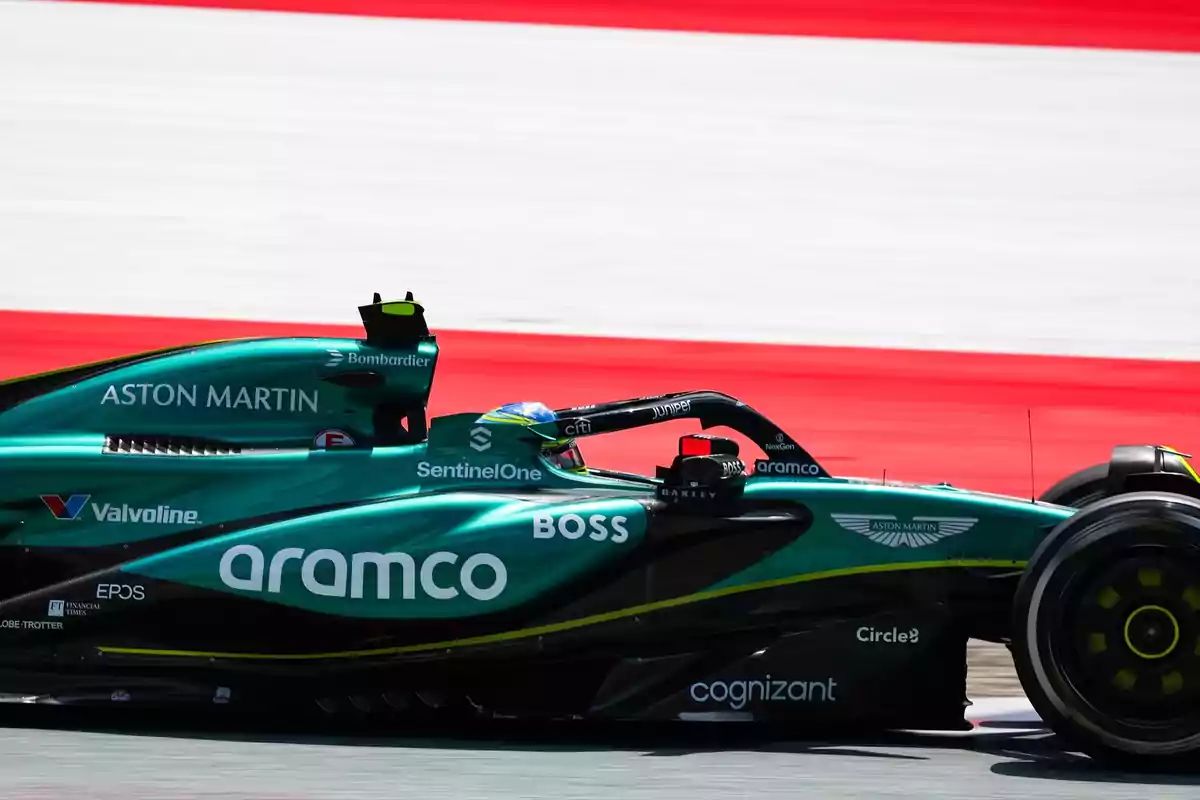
[41,495,201,525]
[690,676,838,709]
[416,461,543,482]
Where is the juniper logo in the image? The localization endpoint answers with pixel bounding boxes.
[831,514,977,547]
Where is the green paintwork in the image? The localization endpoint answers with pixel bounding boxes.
[0,321,1077,626]
[0,337,439,446]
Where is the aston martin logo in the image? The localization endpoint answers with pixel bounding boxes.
[831,514,978,548]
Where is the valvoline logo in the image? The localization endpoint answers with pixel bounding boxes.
[40,494,91,520]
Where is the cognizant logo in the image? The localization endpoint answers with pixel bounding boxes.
[219,545,507,602]
[689,676,838,709]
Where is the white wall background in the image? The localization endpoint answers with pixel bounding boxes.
[3,2,1200,359]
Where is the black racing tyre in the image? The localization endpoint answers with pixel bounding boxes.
[1039,463,1111,508]
[1012,491,1200,769]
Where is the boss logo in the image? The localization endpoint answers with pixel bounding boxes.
[718,459,745,477]
[96,584,145,601]
[533,513,629,543]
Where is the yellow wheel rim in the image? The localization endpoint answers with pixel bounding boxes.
[1123,604,1181,660]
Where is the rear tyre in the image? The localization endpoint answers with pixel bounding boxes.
[1013,492,1200,768]
[1039,463,1110,508]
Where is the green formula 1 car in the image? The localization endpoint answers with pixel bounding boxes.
[0,293,1198,768]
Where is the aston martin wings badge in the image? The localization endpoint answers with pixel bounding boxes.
[830,514,978,548]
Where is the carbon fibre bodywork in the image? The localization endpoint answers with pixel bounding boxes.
[0,295,1077,728]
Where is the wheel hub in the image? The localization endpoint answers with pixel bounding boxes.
[1124,604,1181,660]
[1063,556,1200,713]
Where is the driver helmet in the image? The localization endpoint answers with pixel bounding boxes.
[476,401,587,474]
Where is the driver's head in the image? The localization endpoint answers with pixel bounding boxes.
[477,401,587,474]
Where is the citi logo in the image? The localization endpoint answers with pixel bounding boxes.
[470,426,492,452]
[40,494,90,520]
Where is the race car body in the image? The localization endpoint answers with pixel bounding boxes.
[0,294,1197,767]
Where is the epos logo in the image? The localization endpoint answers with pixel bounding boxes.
[97,584,145,601]
[41,494,90,520]
[533,513,629,543]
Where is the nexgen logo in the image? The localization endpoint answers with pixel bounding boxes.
[41,494,90,520]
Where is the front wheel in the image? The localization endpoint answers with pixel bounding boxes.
[1013,492,1200,768]
[1039,463,1110,508]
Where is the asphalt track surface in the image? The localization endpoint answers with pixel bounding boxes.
[0,704,1196,799]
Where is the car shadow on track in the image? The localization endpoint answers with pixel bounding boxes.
[1,705,1198,784]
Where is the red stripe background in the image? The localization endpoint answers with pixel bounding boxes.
[60,0,1200,51]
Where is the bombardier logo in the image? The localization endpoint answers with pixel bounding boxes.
[831,514,977,547]
[219,545,507,602]
[328,349,430,369]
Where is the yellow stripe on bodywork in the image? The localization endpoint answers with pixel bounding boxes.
[1163,445,1200,483]
[96,559,1025,662]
